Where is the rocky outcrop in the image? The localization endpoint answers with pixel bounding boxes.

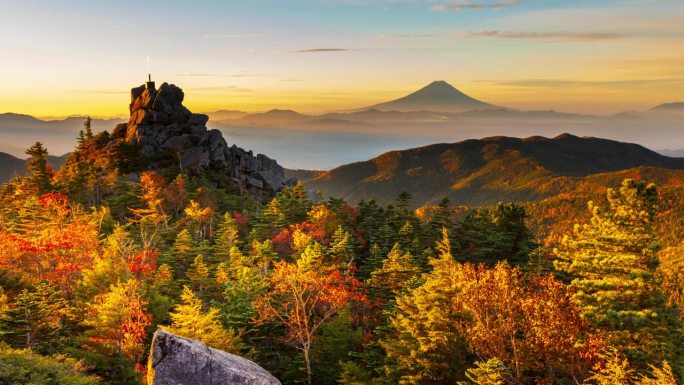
[125,81,290,197]
[147,329,280,385]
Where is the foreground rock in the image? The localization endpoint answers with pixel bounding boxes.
[147,329,280,385]
[124,80,290,198]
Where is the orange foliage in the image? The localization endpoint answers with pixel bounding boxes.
[0,194,99,291]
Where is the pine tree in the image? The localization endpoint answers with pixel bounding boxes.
[381,228,467,385]
[554,179,676,368]
[164,229,197,278]
[366,243,420,308]
[0,282,70,354]
[213,212,241,263]
[458,358,510,385]
[187,254,212,295]
[328,225,356,266]
[166,286,243,353]
[222,266,268,329]
[24,142,52,194]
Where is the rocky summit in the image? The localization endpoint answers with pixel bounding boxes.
[147,329,281,385]
[125,80,290,197]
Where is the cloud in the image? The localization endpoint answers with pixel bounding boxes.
[376,33,437,39]
[431,0,519,11]
[468,30,624,42]
[290,48,348,53]
[480,77,684,88]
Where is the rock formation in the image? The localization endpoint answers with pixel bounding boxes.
[125,81,290,197]
[147,329,281,385]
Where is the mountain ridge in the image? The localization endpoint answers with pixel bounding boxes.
[296,134,684,207]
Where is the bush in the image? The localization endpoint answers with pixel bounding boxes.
[0,343,100,385]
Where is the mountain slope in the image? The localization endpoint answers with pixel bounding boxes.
[651,102,684,112]
[0,152,69,184]
[301,134,684,207]
[368,80,496,113]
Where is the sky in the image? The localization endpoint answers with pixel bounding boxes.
[0,0,683,118]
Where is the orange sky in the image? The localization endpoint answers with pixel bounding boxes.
[1,1,683,118]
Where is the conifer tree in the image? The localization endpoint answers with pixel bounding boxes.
[328,225,356,266]
[554,179,677,368]
[24,142,52,194]
[458,358,510,385]
[166,286,243,353]
[0,282,70,354]
[213,212,241,263]
[164,229,197,278]
[366,243,420,307]
[187,254,212,295]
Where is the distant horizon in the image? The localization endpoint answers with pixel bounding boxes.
[2,79,683,121]
[2,1,683,118]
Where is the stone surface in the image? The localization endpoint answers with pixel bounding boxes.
[148,329,281,385]
[124,81,288,197]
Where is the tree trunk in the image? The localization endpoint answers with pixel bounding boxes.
[303,347,312,385]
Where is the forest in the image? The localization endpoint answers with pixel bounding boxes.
[0,122,683,385]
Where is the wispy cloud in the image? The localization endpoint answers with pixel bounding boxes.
[468,30,624,42]
[431,0,519,11]
[376,33,437,39]
[290,48,348,53]
[480,77,684,88]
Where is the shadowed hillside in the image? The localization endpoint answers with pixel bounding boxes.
[0,151,69,184]
[300,134,684,207]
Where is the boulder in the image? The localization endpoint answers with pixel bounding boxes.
[147,329,280,385]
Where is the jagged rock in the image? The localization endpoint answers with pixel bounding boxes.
[124,81,288,197]
[147,329,280,385]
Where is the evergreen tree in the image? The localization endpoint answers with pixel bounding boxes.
[213,212,241,263]
[381,229,467,385]
[554,180,678,369]
[24,142,52,194]
[366,243,420,308]
[166,286,243,353]
[164,229,197,278]
[328,225,356,266]
[458,358,510,385]
[455,202,535,265]
[187,254,212,296]
[0,282,70,354]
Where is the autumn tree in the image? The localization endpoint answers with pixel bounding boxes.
[82,280,151,382]
[254,258,366,384]
[185,199,214,242]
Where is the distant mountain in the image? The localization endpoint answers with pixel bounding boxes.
[367,80,497,113]
[232,109,312,125]
[0,113,125,158]
[658,148,684,157]
[651,102,684,112]
[0,152,69,184]
[299,134,684,207]
[205,110,248,121]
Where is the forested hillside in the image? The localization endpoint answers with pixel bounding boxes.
[0,124,683,384]
[299,134,684,207]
